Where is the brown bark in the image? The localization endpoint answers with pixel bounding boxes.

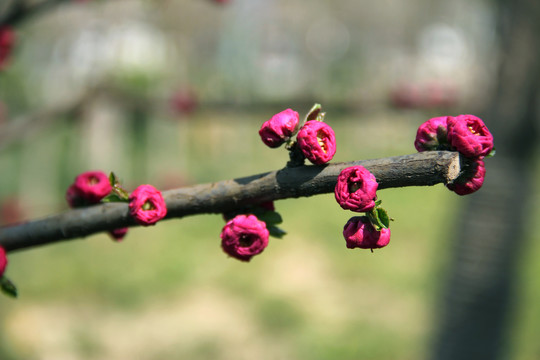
[0,151,460,252]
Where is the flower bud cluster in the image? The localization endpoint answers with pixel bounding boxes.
[334,165,391,251]
[66,171,168,242]
[414,114,494,195]
[258,106,336,166]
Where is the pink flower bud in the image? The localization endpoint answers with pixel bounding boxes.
[66,171,112,207]
[447,114,494,158]
[414,116,451,152]
[220,214,269,262]
[297,120,336,165]
[335,166,378,212]
[129,185,167,226]
[170,88,198,116]
[109,228,129,241]
[259,109,300,148]
[447,158,486,196]
[0,247,7,277]
[0,26,15,71]
[343,216,391,250]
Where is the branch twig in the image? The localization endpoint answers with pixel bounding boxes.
[0,151,461,252]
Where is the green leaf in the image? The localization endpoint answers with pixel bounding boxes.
[376,207,390,229]
[304,103,322,123]
[1,276,18,298]
[259,211,283,226]
[486,148,496,158]
[113,186,130,200]
[366,209,381,230]
[101,193,128,203]
[375,200,382,206]
[109,172,119,187]
[315,111,326,122]
[268,225,287,239]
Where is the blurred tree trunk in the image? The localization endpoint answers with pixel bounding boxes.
[430,0,540,359]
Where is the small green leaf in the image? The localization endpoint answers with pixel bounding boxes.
[375,200,382,206]
[113,186,130,201]
[486,148,496,158]
[1,276,18,298]
[304,103,322,123]
[315,111,326,122]
[102,193,128,203]
[268,225,287,239]
[109,172,119,187]
[259,211,283,226]
[376,207,390,229]
[366,209,381,230]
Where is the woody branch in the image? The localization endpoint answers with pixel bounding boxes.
[0,151,461,252]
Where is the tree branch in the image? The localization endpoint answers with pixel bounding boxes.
[0,151,461,252]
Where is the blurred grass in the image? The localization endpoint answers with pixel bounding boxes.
[0,109,537,360]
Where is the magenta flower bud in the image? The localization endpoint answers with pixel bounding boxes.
[220,214,269,262]
[414,116,451,152]
[447,114,494,158]
[297,120,337,165]
[335,166,378,212]
[0,26,15,71]
[343,216,391,250]
[65,184,83,208]
[447,158,486,196]
[129,184,167,226]
[0,247,7,277]
[66,171,112,207]
[109,228,129,242]
[259,109,300,148]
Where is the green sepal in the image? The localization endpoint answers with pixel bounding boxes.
[268,225,287,239]
[1,276,18,298]
[375,199,382,207]
[486,148,496,158]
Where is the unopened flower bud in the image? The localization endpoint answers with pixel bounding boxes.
[297,120,336,165]
[129,185,167,226]
[259,109,300,148]
[447,114,494,158]
[414,116,451,152]
[335,166,378,212]
[220,214,269,262]
[343,216,391,250]
[66,171,112,207]
[447,158,486,195]
[109,228,129,242]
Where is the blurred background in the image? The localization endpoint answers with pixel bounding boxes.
[0,0,539,359]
